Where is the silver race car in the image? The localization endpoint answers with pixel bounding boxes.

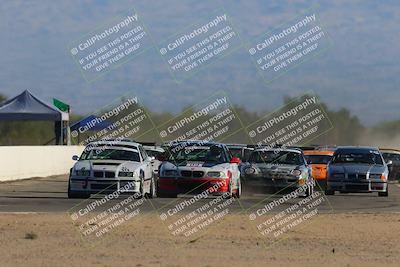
[325,146,389,196]
[242,147,314,196]
[68,139,156,198]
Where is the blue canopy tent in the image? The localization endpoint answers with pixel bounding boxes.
[70,115,112,143]
[0,90,69,144]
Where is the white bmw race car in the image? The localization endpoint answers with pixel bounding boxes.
[68,139,156,199]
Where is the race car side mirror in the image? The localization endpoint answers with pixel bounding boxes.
[230,157,241,165]
[72,155,79,161]
[386,160,393,166]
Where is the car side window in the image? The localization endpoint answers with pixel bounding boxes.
[226,148,233,161]
[243,149,252,162]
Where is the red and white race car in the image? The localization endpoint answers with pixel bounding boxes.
[158,141,242,198]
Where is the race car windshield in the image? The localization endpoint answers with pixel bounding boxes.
[145,149,162,158]
[382,153,400,162]
[249,151,303,165]
[228,148,242,159]
[80,149,141,162]
[304,155,333,164]
[332,152,383,165]
[169,146,227,163]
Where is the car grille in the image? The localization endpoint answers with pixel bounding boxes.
[181,171,192,177]
[265,170,290,179]
[346,184,369,191]
[178,181,209,193]
[94,171,103,178]
[104,171,114,178]
[347,174,357,179]
[347,173,367,179]
[180,171,205,178]
[358,174,367,179]
[93,171,115,178]
[193,171,204,178]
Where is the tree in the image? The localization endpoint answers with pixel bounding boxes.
[282,94,365,145]
[0,93,6,104]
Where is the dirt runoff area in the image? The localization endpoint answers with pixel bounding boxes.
[0,212,399,267]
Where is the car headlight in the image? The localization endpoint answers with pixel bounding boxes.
[245,167,256,175]
[76,170,90,176]
[291,170,302,177]
[332,173,344,178]
[163,170,178,177]
[119,171,134,177]
[207,171,225,178]
[369,173,385,180]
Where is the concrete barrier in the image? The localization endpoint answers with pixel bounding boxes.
[0,146,85,181]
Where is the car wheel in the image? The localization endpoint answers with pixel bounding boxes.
[158,192,177,198]
[135,173,145,199]
[269,186,277,194]
[234,179,242,198]
[378,186,389,197]
[67,182,90,199]
[300,184,311,198]
[325,189,334,195]
[155,176,160,196]
[147,176,156,199]
[307,182,314,197]
[223,181,233,199]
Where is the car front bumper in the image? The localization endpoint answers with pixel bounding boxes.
[243,175,304,193]
[158,177,230,195]
[69,177,141,194]
[327,180,387,193]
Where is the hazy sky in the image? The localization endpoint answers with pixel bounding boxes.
[0,0,399,126]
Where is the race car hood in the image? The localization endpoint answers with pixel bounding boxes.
[161,160,230,174]
[252,163,301,174]
[329,163,386,175]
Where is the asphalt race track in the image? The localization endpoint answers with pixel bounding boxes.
[1,175,400,214]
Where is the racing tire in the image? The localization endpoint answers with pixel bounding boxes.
[146,176,156,199]
[67,182,90,199]
[158,192,177,198]
[324,189,334,195]
[234,180,242,198]
[223,181,234,199]
[270,187,278,194]
[378,187,389,197]
[304,182,314,197]
[134,173,145,199]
